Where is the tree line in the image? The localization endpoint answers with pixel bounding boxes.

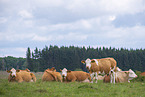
[0,45,145,72]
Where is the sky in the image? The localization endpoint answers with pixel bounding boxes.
[0,0,145,58]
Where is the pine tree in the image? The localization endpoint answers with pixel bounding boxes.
[26,47,33,71]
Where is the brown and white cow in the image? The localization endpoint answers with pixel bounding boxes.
[18,68,30,72]
[7,68,36,82]
[42,67,62,82]
[81,57,117,83]
[60,68,91,82]
[140,72,145,76]
[103,69,138,83]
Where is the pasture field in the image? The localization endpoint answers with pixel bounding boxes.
[0,71,145,97]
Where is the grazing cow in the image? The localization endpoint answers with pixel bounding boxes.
[81,57,117,83]
[60,68,91,82]
[140,72,145,76]
[103,69,138,83]
[42,67,62,82]
[7,68,36,82]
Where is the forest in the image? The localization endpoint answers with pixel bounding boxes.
[0,45,145,72]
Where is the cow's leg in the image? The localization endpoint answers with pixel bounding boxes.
[110,74,112,83]
[113,72,115,84]
[90,72,95,83]
[110,71,115,84]
[95,72,98,83]
[71,77,77,82]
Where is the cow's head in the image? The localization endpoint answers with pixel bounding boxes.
[7,68,20,78]
[128,69,138,80]
[60,68,68,79]
[81,58,92,69]
[81,58,98,70]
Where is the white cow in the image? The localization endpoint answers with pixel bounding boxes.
[103,69,138,83]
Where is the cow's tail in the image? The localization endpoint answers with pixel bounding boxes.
[30,73,36,82]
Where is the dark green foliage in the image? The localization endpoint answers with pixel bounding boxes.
[26,45,145,72]
[0,45,145,72]
[0,56,26,70]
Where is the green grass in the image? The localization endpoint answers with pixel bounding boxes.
[0,71,145,97]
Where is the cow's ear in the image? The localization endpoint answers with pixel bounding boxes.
[60,69,62,72]
[16,69,20,72]
[7,70,10,73]
[91,59,95,63]
[81,60,85,64]
[124,71,129,74]
[67,70,71,73]
[50,67,55,71]
[25,68,30,72]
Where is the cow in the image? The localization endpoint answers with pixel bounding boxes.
[103,69,138,83]
[42,67,62,82]
[140,72,145,76]
[81,57,117,83]
[18,68,30,72]
[7,68,36,82]
[60,68,91,82]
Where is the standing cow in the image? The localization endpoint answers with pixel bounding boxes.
[81,57,117,83]
[103,69,138,83]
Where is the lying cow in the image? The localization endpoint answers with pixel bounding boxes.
[103,69,138,83]
[7,68,36,82]
[42,67,62,82]
[140,72,145,76]
[81,57,117,83]
[60,68,91,82]
[18,68,30,72]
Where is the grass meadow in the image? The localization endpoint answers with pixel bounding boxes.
[0,71,145,97]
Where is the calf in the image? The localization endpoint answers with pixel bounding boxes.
[7,68,36,82]
[81,57,117,83]
[60,68,91,82]
[103,69,138,83]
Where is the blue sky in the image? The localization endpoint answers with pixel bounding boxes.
[0,0,145,58]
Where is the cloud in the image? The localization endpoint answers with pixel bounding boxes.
[109,16,116,21]
[0,47,27,57]
[32,35,52,41]
[18,10,33,18]
[0,17,7,23]
[1,0,145,57]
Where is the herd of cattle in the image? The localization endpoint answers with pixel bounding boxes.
[7,57,142,83]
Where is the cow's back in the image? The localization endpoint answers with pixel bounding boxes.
[71,71,90,81]
[18,71,32,82]
[42,71,55,81]
[140,72,145,76]
[105,58,117,68]
[98,59,112,74]
[54,72,62,81]
[116,71,129,83]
